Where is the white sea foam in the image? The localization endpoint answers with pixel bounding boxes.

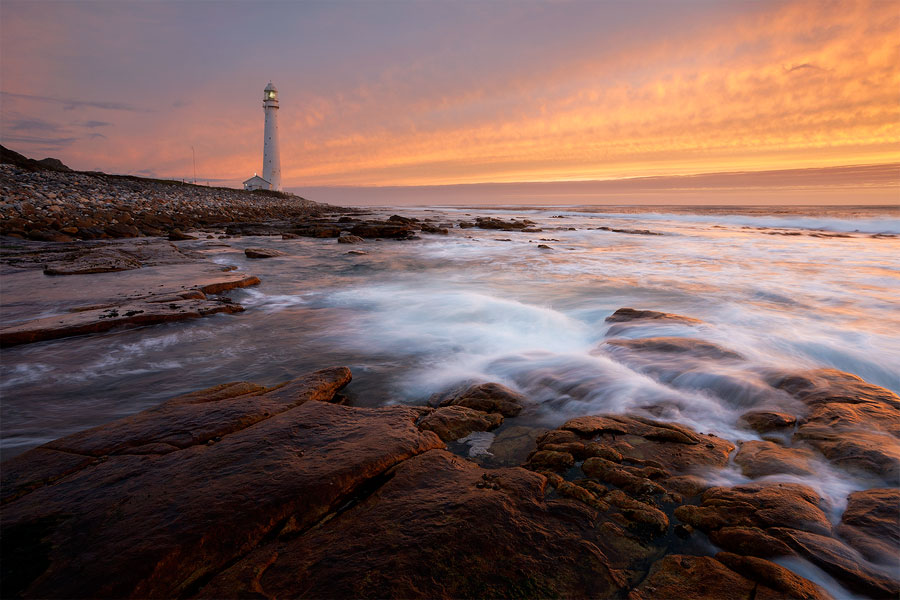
[547,211,900,235]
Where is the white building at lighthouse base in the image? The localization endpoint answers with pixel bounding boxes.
[243,174,271,191]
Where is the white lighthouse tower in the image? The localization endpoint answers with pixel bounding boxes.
[261,81,281,191]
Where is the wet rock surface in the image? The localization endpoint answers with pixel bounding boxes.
[1,368,445,599]
[769,368,900,479]
[3,365,892,599]
[836,488,900,564]
[0,297,245,346]
[417,405,503,442]
[0,243,260,346]
[199,450,624,599]
[605,307,702,325]
[244,247,286,259]
[3,279,900,600]
[437,382,526,417]
[739,410,799,433]
[605,336,744,360]
[733,440,818,478]
[1,237,201,273]
[674,483,899,597]
[631,554,829,600]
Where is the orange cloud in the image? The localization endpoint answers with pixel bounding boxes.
[275,0,899,186]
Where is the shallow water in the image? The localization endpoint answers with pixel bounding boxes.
[2,206,898,498]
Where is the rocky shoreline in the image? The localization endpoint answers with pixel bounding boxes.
[0,146,340,242]
[2,352,898,598]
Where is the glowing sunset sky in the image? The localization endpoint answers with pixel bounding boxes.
[1,0,898,202]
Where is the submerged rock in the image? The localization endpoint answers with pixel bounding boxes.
[2,238,200,273]
[605,336,744,360]
[43,247,143,275]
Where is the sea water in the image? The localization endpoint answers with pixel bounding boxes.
[2,206,898,492]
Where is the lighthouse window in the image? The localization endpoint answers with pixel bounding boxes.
[267,91,276,99]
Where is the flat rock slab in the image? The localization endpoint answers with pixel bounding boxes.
[1,368,445,599]
[0,298,244,346]
[0,257,260,343]
[0,238,200,273]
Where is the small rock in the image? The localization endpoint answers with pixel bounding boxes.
[168,229,197,241]
[337,235,364,244]
[244,247,286,259]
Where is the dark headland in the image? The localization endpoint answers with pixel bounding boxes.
[1,147,898,599]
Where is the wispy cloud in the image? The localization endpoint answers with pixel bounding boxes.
[783,63,825,74]
[76,120,112,128]
[5,116,62,132]
[0,134,79,150]
[0,91,150,112]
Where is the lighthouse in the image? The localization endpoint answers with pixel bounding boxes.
[261,81,281,191]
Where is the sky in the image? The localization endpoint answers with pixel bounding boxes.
[1,0,898,205]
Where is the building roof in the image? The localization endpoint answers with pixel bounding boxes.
[243,175,270,185]
[264,81,277,92]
